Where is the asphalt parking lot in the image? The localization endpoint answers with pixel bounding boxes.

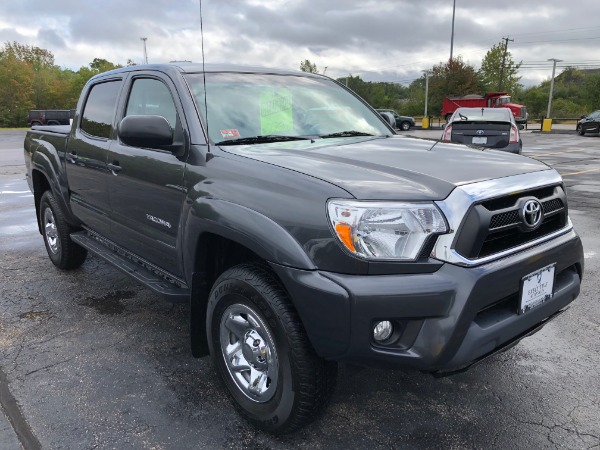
[1,129,598,449]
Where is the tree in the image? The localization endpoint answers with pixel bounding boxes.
[68,59,123,105]
[428,57,481,115]
[0,41,59,109]
[479,41,522,93]
[299,59,318,73]
[0,52,34,127]
[0,41,54,70]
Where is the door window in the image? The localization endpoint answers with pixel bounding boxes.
[80,80,122,138]
[125,78,177,128]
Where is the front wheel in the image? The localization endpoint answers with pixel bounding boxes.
[39,191,87,269]
[577,125,585,136]
[207,263,337,434]
[400,121,411,131]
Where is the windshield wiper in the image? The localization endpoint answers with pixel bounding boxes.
[319,130,376,138]
[215,135,312,146]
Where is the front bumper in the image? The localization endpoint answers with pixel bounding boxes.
[270,229,583,372]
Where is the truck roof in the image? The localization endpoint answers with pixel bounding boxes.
[90,62,322,82]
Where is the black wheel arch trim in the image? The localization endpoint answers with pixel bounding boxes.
[28,140,81,232]
[182,197,317,279]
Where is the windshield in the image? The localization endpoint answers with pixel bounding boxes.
[185,72,390,144]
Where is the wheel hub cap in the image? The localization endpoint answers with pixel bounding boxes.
[219,304,279,402]
[43,208,60,254]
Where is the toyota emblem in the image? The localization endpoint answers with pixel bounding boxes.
[521,199,543,229]
[476,130,484,135]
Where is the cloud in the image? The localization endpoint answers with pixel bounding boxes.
[0,0,599,85]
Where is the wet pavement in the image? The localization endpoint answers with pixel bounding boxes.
[1,130,599,449]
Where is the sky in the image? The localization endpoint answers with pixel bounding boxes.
[1,0,599,88]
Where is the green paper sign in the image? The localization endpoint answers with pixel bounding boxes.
[260,89,293,135]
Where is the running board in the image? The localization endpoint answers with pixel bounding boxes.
[71,231,190,303]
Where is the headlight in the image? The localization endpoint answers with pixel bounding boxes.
[327,200,448,260]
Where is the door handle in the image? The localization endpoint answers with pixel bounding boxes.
[67,151,78,163]
[108,162,122,174]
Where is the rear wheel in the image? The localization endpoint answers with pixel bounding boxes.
[207,263,337,434]
[39,191,87,269]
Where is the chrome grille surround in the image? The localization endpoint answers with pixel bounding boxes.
[432,170,573,267]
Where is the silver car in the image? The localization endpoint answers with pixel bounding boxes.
[442,107,523,154]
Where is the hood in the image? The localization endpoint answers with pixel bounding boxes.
[223,135,550,201]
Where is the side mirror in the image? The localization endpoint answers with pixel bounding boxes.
[379,111,396,128]
[581,115,586,119]
[118,115,174,149]
[518,124,525,130]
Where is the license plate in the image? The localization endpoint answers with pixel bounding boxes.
[472,136,487,144]
[519,264,555,314]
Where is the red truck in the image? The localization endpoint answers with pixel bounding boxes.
[442,92,527,123]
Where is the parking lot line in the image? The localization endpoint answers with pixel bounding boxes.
[560,167,600,177]
[528,149,585,157]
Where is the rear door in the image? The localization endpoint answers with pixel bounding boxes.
[66,78,123,235]
[106,73,188,276]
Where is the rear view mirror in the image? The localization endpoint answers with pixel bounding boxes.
[118,115,174,149]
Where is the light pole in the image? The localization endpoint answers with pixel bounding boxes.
[449,0,456,61]
[140,37,148,64]
[543,58,562,132]
[546,58,562,118]
[422,70,431,128]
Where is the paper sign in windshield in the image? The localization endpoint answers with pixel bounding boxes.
[260,90,293,135]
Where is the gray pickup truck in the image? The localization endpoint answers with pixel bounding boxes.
[24,63,584,434]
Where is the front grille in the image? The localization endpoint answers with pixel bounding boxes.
[489,210,519,229]
[454,184,568,259]
[520,106,527,120]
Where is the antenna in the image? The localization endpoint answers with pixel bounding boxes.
[199,0,210,154]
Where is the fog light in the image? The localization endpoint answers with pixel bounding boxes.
[373,321,393,342]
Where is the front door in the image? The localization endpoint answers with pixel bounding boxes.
[106,75,187,277]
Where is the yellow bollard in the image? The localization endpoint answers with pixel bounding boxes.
[542,118,553,132]
[422,116,429,129]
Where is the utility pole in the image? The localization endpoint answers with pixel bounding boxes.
[449,0,456,62]
[140,37,148,64]
[497,36,514,91]
[546,58,563,118]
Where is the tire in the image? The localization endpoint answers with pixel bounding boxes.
[400,121,411,131]
[39,191,87,269]
[577,125,585,136]
[207,263,337,434]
